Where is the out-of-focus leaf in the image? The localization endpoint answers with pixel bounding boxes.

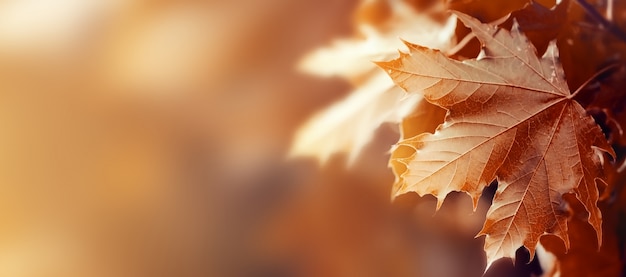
[291,1,456,163]
[540,197,624,276]
[505,0,569,54]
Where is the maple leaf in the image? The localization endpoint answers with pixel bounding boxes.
[291,2,456,164]
[390,100,446,195]
[378,12,614,270]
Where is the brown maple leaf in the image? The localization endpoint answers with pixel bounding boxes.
[378,12,614,270]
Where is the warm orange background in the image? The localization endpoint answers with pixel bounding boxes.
[0,1,532,276]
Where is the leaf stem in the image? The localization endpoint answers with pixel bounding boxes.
[569,63,621,99]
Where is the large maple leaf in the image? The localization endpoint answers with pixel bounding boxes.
[378,12,614,270]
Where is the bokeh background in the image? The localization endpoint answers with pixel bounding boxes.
[0,0,553,276]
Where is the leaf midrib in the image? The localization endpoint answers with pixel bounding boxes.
[489,99,569,255]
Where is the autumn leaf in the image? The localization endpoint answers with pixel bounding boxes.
[378,11,614,270]
[390,100,446,195]
[291,1,456,164]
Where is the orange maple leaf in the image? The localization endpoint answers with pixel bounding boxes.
[378,11,614,270]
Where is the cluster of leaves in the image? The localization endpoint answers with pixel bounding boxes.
[293,0,626,275]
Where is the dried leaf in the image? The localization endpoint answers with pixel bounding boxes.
[379,12,614,270]
[390,100,446,196]
[291,74,420,163]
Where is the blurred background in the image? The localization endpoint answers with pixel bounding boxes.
[0,0,547,276]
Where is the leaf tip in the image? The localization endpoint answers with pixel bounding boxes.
[483,259,495,275]
[471,195,480,212]
[373,60,391,70]
[399,38,418,50]
[390,181,409,202]
[435,195,446,211]
[449,10,478,28]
